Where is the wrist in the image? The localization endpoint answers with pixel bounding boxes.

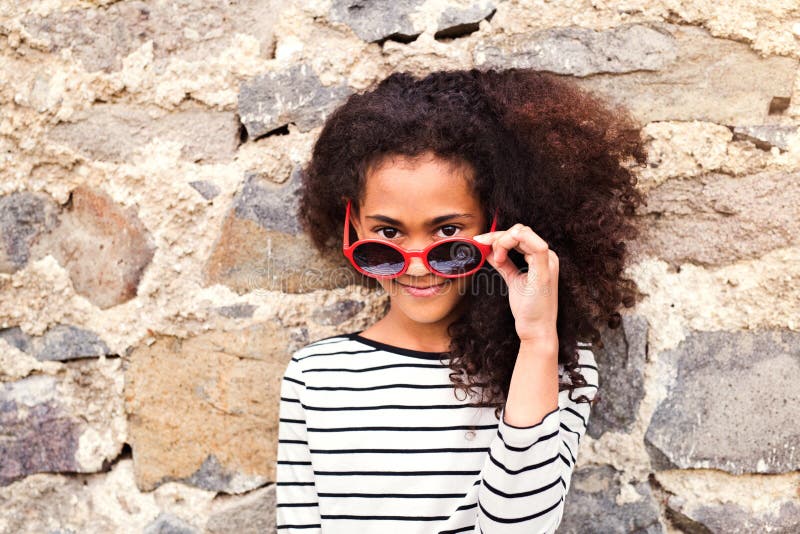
[518,335,559,358]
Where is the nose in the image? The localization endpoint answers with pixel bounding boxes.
[405,255,430,276]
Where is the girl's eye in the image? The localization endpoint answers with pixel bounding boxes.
[373,225,462,239]
[437,225,461,237]
[375,227,399,239]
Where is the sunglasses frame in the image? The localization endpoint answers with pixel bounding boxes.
[342,199,499,279]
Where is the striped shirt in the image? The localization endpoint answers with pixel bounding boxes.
[275,331,598,533]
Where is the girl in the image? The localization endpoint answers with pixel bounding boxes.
[276,68,646,533]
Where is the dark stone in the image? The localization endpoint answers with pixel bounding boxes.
[645,329,800,474]
[0,192,60,273]
[475,23,797,126]
[189,180,221,200]
[0,324,111,361]
[237,64,353,139]
[435,3,497,39]
[47,104,240,163]
[233,167,303,235]
[206,484,276,534]
[329,0,426,43]
[143,512,199,534]
[0,376,81,487]
[475,23,677,75]
[666,498,800,533]
[587,314,648,438]
[215,304,258,319]
[559,464,664,533]
[311,299,365,326]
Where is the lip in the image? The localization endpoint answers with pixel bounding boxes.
[396,280,449,297]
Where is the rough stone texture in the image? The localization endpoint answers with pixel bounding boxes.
[732,124,799,151]
[586,314,648,438]
[666,498,800,534]
[214,304,257,319]
[205,484,276,534]
[188,180,221,201]
[20,0,280,73]
[476,23,798,126]
[311,298,365,326]
[238,63,353,139]
[124,324,293,492]
[476,23,678,76]
[435,2,497,39]
[47,104,240,163]
[645,329,800,474]
[631,171,800,268]
[143,511,199,534]
[329,0,427,43]
[204,168,352,293]
[29,185,156,309]
[0,192,60,274]
[0,358,125,487]
[559,464,664,533]
[0,324,111,361]
[0,458,216,533]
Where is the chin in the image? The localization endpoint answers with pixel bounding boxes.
[383,279,466,323]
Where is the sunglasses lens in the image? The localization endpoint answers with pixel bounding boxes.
[352,242,405,276]
[428,241,483,275]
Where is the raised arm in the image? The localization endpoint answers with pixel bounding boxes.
[474,346,599,533]
[275,355,322,532]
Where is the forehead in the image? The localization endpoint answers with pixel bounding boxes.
[362,152,481,216]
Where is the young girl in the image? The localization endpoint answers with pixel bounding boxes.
[276,68,646,533]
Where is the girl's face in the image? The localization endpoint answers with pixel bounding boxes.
[350,151,487,326]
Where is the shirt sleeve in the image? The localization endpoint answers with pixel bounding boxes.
[275,354,322,532]
[474,346,599,534]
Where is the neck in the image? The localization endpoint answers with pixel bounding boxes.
[374,296,470,353]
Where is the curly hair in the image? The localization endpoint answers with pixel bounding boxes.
[298,68,647,417]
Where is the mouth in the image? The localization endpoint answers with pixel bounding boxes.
[395,280,449,297]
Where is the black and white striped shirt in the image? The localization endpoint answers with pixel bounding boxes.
[275,331,598,533]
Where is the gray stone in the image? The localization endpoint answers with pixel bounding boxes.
[189,180,221,200]
[238,64,353,138]
[645,329,800,474]
[0,324,111,361]
[0,375,80,487]
[0,191,60,273]
[329,0,426,43]
[732,124,798,151]
[666,498,800,533]
[215,304,257,318]
[586,314,648,438]
[143,512,199,534]
[559,464,664,533]
[475,23,677,76]
[47,104,240,163]
[631,171,800,268]
[233,167,303,235]
[435,2,497,39]
[311,299,365,326]
[476,23,797,126]
[206,484,276,534]
[21,1,280,73]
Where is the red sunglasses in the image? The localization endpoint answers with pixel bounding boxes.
[342,199,498,279]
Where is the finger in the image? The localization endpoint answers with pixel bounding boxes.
[511,226,551,284]
[495,224,547,264]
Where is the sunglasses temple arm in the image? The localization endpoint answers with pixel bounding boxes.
[343,200,351,248]
[489,208,499,233]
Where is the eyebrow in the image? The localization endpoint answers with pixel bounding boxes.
[365,213,474,226]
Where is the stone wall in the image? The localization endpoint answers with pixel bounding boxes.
[1,1,799,532]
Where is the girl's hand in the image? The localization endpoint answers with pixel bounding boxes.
[473,224,559,344]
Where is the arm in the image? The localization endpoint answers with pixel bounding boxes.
[474,343,599,533]
[275,354,322,532]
